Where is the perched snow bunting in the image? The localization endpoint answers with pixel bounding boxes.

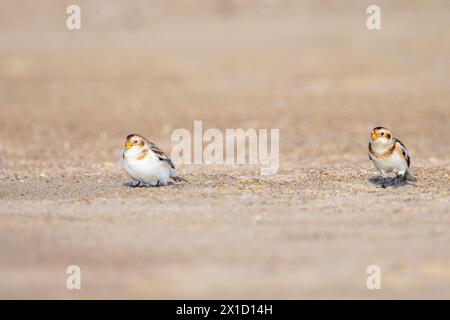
[120,134,187,187]
[368,127,416,187]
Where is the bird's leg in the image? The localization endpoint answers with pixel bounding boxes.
[393,176,399,187]
[138,181,148,187]
[398,175,407,184]
[155,180,161,187]
[130,180,141,188]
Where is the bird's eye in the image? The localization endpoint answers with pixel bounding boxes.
[381,132,384,136]
[134,140,137,144]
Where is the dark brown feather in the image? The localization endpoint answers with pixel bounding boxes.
[395,139,410,167]
[148,142,175,169]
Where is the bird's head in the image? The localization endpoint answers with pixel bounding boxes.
[370,127,394,145]
[124,134,147,151]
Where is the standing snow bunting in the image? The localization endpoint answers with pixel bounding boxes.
[368,127,416,187]
[120,134,187,187]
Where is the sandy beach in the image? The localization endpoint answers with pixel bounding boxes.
[0,1,449,299]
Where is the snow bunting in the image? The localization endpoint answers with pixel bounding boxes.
[368,127,416,187]
[120,134,187,187]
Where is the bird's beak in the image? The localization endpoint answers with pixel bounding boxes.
[371,132,378,140]
[125,142,132,150]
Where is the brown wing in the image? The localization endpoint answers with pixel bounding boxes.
[148,142,175,169]
[395,139,411,167]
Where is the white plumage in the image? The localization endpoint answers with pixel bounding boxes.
[368,127,416,187]
[370,140,408,176]
[120,134,185,187]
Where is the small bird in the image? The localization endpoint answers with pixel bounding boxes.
[368,127,416,188]
[120,134,187,187]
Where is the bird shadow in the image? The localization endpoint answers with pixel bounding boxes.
[123,182,136,187]
[368,176,408,188]
[122,181,175,188]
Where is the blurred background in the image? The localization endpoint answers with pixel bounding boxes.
[1,0,449,165]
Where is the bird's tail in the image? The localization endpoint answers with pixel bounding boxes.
[171,176,188,183]
[405,171,417,182]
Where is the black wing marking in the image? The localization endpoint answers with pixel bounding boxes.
[148,142,175,169]
[395,139,410,167]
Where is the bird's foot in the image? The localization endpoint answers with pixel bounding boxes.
[138,181,153,187]
[129,180,141,188]
[396,175,407,186]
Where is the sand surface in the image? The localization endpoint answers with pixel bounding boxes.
[0,1,449,299]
